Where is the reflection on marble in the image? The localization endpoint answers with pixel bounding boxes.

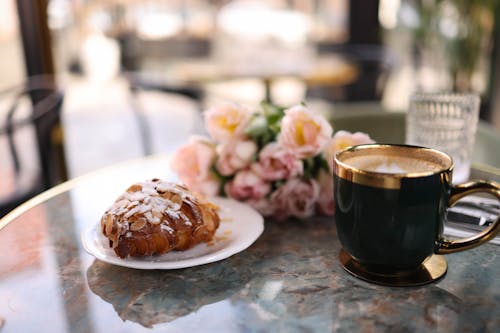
[86,259,252,328]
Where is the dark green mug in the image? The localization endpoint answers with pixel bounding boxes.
[334,144,500,274]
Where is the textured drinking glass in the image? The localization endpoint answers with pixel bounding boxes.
[406,93,480,183]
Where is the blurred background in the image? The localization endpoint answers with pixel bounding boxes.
[0,0,499,214]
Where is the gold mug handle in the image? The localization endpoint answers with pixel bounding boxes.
[437,180,500,254]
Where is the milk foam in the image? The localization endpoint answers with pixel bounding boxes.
[343,155,443,174]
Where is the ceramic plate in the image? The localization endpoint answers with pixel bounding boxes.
[81,197,264,269]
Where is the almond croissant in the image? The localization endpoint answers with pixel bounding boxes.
[101,179,220,258]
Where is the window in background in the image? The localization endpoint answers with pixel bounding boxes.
[380,0,499,124]
[312,0,349,44]
[0,0,25,90]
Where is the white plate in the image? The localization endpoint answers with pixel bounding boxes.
[81,197,264,269]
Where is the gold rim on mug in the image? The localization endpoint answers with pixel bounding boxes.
[334,144,454,190]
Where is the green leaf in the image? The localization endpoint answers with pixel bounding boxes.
[268,121,282,135]
[245,114,268,137]
[261,101,285,126]
[245,107,283,148]
[302,158,313,179]
[261,101,285,115]
[210,165,231,182]
[315,155,330,173]
[302,154,329,180]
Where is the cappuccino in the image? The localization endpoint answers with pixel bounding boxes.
[342,155,445,174]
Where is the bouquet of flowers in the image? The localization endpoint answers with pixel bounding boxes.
[171,102,374,219]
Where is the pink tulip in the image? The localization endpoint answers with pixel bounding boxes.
[252,143,303,181]
[204,102,252,143]
[324,130,375,171]
[316,170,334,216]
[224,169,271,201]
[278,105,333,159]
[271,178,320,219]
[170,136,220,196]
[184,175,220,197]
[215,139,258,176]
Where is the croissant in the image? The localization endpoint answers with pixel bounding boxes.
[101,179,220,258]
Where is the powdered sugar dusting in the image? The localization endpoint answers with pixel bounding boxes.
[103,179,203,237]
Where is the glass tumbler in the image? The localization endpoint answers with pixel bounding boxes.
[406,93,480,184]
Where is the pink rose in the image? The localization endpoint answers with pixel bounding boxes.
[170,136,220,196]
[185,175,220,197]
[224,169,270,201]
[271,178,320,219]
[215,140,258,176]
[316,170,334,216]
[252,143,303,181]
[324,130,375,171]
[204,102,252,142]
[278,105,333,159]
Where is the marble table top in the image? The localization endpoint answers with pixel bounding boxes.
[0,155,498,333]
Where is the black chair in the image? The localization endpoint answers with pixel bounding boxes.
[0,76,67,217]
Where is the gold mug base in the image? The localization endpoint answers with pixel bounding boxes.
[339,249,448,287]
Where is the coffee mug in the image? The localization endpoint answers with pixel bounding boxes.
[333,144,500,280]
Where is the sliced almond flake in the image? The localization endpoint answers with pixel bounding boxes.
[127,184,142,192]
[160,223,174,234]
[130,218,147,231]
[155,181,178,193]
[124,191,146,202]
[127,200,140,208]
[144,211,153,222]
[179,211,192,226]
[124,206,141,219]
[166,209,180,220]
